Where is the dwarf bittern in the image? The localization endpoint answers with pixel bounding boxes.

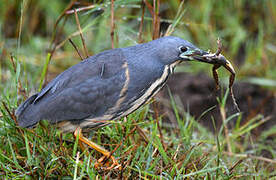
[16,36,234,169]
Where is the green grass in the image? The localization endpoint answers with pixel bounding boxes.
[0,0,276,178]
[1,91,275,178]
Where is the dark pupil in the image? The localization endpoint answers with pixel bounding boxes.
[181,46,188,52]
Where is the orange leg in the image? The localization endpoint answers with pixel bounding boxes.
[74,127,121,170]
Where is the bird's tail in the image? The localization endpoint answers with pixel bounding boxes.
[15,94,41,128]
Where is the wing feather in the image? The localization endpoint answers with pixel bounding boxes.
[16,48,127,127]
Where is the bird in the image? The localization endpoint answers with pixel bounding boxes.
[16,36,218,169]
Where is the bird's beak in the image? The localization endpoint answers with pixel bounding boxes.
[180,48,235,74]
[179,48,209,61]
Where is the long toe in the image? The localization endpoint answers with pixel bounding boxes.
[94,155,122,170]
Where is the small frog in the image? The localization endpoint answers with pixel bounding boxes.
[194,39,240,112]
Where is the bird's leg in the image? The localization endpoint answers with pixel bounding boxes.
[77,140,90,156]
[74,127,120,170]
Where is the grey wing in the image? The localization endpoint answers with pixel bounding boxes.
[41,70,126,123]
[16,48,128,127]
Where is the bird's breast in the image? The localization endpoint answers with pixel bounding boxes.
[118,61,180,117]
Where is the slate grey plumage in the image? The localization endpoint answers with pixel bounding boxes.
[16,36,208,132]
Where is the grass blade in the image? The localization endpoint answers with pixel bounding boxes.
[39,53,51,91]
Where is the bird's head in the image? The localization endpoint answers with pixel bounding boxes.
[152,36,210,65]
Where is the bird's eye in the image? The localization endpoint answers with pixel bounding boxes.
[179,46,188,52]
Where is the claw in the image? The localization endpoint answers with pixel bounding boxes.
[94,155,122,170]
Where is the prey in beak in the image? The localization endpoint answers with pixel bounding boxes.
[193,53,235,75]
[180,47,235,75]
[180,40,240,112]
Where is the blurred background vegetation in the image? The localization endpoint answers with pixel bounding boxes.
[1,0,276,82]
[0,0,275,178]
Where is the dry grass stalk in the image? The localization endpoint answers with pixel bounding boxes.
[66,5,96,14]
[74,9,89,58]
[110,0,115,49]
[53,0,77,32]
[103,126,137,166]
[68,38,84,60]
[2,101,17,125]
[51,0,77,50]
[153,101,166,151]
[136,125,149,144]
[143,0,154,17]
[223,151,276,164]
[138,0,145,43]
[220,105,232,153]
[152,0,160,40]
[228,158,245,175]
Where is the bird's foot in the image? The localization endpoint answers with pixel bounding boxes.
[94,154,122,170]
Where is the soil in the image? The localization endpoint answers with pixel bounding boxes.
[156,72,276,136]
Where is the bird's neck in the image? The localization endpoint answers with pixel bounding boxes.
[168,60,181,74]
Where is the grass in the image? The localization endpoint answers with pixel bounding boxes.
[1,92,275,178]
[0,0,276,179]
